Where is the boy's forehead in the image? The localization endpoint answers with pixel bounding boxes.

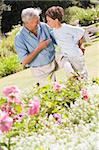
[46,16,53,20]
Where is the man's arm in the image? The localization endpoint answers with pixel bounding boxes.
[22,39,51,66]
[15,34,51,66]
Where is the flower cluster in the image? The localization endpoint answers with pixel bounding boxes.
[0,86,40,133]
[81,88,89,101]
[0,111,13,132]
[53,82,65,92]
[0,80,99,150]
[28,97,40,116]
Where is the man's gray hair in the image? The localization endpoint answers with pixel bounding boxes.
[21,8,42,23]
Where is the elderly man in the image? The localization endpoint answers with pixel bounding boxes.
[15,8,57,86]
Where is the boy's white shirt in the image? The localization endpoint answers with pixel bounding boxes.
[53,23,85,57]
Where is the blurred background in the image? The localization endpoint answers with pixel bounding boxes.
[0,0,99,33]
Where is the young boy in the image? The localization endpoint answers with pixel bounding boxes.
[45,6,88,80]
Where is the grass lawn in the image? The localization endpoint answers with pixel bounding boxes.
[85,41,99,77]
[0,41,99,93]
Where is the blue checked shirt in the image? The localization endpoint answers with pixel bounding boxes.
[14,22,56,67]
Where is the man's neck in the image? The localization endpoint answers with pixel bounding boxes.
[25,26,38,36]
[31,29,38,36]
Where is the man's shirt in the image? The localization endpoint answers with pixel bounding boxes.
[15,22,56,67]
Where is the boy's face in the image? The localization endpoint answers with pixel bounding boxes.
[46,16,57,28]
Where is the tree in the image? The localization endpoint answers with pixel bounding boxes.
[1,0,97,33]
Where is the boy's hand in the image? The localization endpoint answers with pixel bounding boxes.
[78,37,85,54]
[80,47,85,54]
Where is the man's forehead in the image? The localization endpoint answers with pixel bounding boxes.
[33,16,40,20]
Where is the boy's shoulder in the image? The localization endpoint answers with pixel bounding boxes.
[63,23,84,31]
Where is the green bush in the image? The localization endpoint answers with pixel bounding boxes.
[0,25,21,53]
[0,25,23,78]
[0,54,23,78]
[64,6,99,26]
[0,48,14,57]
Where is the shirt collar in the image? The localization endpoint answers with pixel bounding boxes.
[23,24,41,37]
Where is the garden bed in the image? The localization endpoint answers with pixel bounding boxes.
[0,77,99,150]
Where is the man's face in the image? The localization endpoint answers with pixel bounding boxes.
[26,16,40,31]
[46,16,56,28]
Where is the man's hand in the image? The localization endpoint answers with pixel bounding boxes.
[37,39,52,52]
[22,39,52,66]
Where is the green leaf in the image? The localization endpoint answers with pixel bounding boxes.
[0,97,7,106]
[14,104,22,114]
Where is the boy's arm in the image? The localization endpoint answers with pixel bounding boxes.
[45,23,57,45]
[78,37,85,54]
[71,25,85,54]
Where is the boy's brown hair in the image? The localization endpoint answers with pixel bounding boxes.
[45,6,64,22]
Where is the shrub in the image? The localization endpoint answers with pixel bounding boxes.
[0,25,23,78]
[0,25,21,53]
[0,54,23,78]
[0,48,14,57]
[64,6,99,26]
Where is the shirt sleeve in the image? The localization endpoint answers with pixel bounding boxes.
[14,34,28,63]
[45,24,57,45]
[71,26,85,42]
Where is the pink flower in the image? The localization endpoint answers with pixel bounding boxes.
[53,82,65,92]
[0,111,13,132]
[1,103,15,116]
[3,86,22,104]
[81,89,89,101]
[53,113,62,123]
[13,113,24,123]
[28,97,40,116]
[8,95,21,104]
[3,86,20,98]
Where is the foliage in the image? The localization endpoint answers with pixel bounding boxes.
[92,77,99,85]
[64,6,99,26]
[0,78,99,150]
[1,0,96,33]
[0,25,21,54]
[11,122,99,150]
[90,0,99,6]
[0,54,23,78]
[0,25,23,78]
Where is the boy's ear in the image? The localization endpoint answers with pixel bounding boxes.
[55,18,59,22]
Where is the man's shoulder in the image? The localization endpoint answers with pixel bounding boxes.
[15,27,24,40]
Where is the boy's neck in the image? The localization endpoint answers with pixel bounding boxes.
[55,21,62,29]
